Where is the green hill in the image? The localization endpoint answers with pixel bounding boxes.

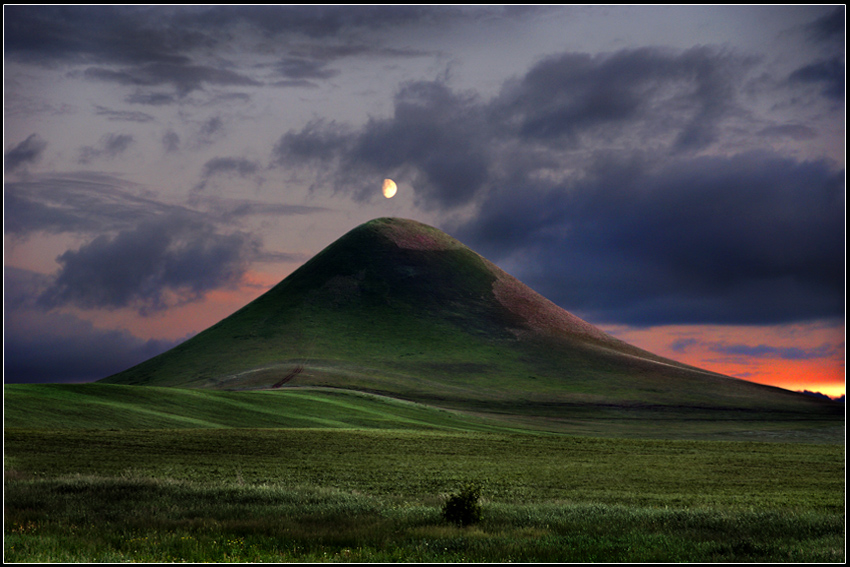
[100,217,841,427]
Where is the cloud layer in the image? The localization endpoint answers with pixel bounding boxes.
[270,43,844,326]
[5,172,316,317]
[4,6,844,390]
[37,213,258,314]
[4,133,47,172]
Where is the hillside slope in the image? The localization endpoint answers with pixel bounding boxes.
[101,218,841,420]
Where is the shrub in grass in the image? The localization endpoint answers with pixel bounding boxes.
[442,483,482,527]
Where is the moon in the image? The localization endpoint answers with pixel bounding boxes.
[382,178,397,199]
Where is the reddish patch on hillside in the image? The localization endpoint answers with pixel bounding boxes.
[380,217,616,345]
[381,219,458,251]
[491,269,612,343]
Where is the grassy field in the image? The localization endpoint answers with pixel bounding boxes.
[3,383,515,433]
[5,426,845,562]
[4,375,844,562]
[4,383,843,441]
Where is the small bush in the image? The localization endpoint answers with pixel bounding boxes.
[442,483,482,527]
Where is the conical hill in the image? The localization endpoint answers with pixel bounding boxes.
[101,217,838,418]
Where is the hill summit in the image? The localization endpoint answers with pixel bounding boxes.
[102,217,837,420]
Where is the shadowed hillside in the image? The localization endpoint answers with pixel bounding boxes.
[101,217,841,425]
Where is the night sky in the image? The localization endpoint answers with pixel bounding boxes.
[4,6,845,398]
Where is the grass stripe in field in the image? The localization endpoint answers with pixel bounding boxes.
[74,401,225,428]
[3,384,511,432]
[5,383,843,441]
[157,388,362,428]
[262,389,488,430]
[5,428,843,512]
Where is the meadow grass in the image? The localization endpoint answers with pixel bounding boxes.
[3,383,514,433]
[4,383,843,441]
[5,476,843,562]
[5,428,844,562]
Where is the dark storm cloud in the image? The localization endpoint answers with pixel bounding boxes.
[6,6,263,102]
[125,91,178,106]
[272,47,749,210]
[82,63,262,97]
[6,169,321,319]
[456,151,844,326]
[788,56,845,101]
[3,5,196,66]
[267,43,428,88]
[4,267,183,383]
[272,81,491,209]
[350,81,491,208]
[670,338,700,353]
[788,7,845,102]
[193,156,262,193]
[38,213,260,315]
[102,134,134,155]
[272,119,354,165]
[4,133,47,172]
[668,333,842,365]
[78,133,135,164]
[3,5,523,68]
[7,8,843,336]
[4,5,471,103]
[172,5,465,40]
[200,157,260,179]
[94,105,155,123]
[707,342,839,361]
[268,42,842,327]
[804,5,845,45]
[491,46,744,151]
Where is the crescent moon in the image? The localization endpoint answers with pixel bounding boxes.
[382,178,397,199]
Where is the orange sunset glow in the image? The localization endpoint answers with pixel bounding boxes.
[603,323,845,399]
[65,269,288,342]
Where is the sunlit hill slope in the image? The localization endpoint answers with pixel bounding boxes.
[100,217,840,424]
